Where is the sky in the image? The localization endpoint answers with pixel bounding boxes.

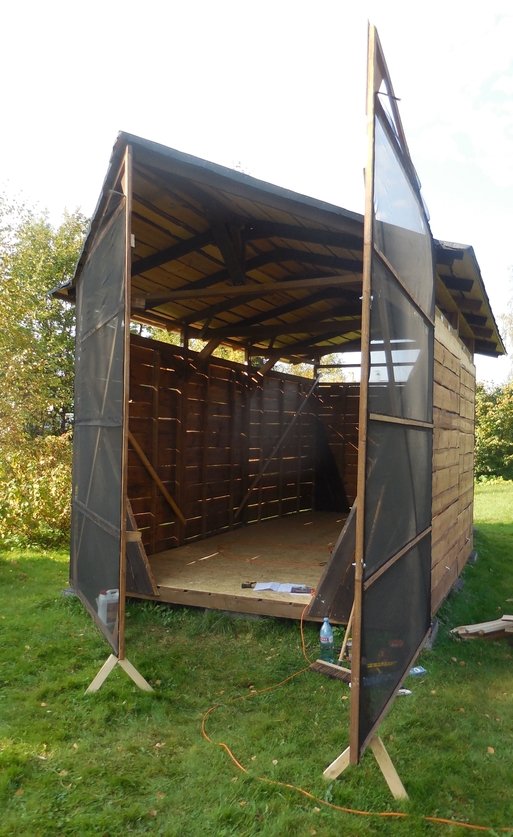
[1,0,512,384]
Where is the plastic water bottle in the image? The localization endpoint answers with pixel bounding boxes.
[319,617,334,663]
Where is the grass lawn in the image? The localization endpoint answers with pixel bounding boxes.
[1,483,513,836]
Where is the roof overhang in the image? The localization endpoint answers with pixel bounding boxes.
[53,132,506,362]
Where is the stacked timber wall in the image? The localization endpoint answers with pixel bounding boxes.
[431,311,476,613]
[316,382,359,506]
[127,335,318,553]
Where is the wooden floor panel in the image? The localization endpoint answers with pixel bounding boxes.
[142,512,347,618]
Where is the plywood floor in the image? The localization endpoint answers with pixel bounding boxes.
[146,511,347,619]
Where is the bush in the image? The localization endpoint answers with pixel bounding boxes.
[0,432,72,547]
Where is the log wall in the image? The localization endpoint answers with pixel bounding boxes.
[128,319,476,614]
[127,335,319,553]
[316,382,359,506]
[431,310,475,614]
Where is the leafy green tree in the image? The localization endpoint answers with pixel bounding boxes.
[0,195,88,545]
[475,381,513,481]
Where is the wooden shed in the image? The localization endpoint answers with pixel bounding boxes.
[56,132,504,646]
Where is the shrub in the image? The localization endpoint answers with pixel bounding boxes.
[0,432,72,547]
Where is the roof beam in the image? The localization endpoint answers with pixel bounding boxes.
[441,276,474,293]
[132,230,213,277]
[133,274,361,309]
[209,287,360,331]
[178,270,360,325]
[210,220,247,285]
[204,311,362,341]
[138,248,362,302]
[243,222,363,251]
[470,325,494,340]
[474,340,501,357]
[252,333,362,357]
[449,295,482,312]
[462,312,488,327]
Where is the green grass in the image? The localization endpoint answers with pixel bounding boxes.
[1,484,513,836]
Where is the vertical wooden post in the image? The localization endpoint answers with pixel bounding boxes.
[241,374,250,526]
[278,376,284,518]
[118,143,133,662]
[350,23,381,762]
[177,336,189,546]
[228,368,236,529]
[150,350,160,555]
[296,381,304,513]
[257,380,264,522]
[201,370,210,538]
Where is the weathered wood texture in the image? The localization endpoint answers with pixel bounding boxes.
[316,382,359,505]
[431,311,476,614]
[128,335,329,553]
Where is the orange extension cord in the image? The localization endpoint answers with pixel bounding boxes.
[201,605,513,832]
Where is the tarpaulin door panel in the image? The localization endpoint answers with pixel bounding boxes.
[71,193,128,654]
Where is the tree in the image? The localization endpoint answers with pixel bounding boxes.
[474,381,513,481]
[0,195,88,545]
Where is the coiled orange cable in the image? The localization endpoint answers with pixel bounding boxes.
[201,605,513,832]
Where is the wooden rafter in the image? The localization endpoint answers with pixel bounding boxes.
[177,272,361,325]
[242,221,363,251]
[441,276,473,293]
[211,288,360,331]
[204,306,362,341]
[450,296,482,312]
[248,333,362,358]
[209,219,247,285]
[133,274,360,310]
[132,230,213,277]
[135,248,362,303]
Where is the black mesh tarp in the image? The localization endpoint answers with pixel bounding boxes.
[359,534,431,746]
[368,258,433,423]
[355,90,435,755]
[71,201,127,653]
[364,421,432,578]
[373,113,434,320]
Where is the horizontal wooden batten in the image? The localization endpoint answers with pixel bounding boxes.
[363,528,431,591]
[132,273,361,310]
[369,413,433,429]
[373,245,435,326]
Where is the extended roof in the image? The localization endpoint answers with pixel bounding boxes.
[57,132,505,361]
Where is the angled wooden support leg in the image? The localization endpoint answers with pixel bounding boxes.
[323,745,351,780]
[323,737,408,800]
[369,736,408,799]
[117,658,154,691]
[85,655,154,693]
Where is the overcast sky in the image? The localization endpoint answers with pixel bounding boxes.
[1,0,511,383]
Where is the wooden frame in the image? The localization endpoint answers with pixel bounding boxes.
[58,64,502,709]
[347,23,436,770]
